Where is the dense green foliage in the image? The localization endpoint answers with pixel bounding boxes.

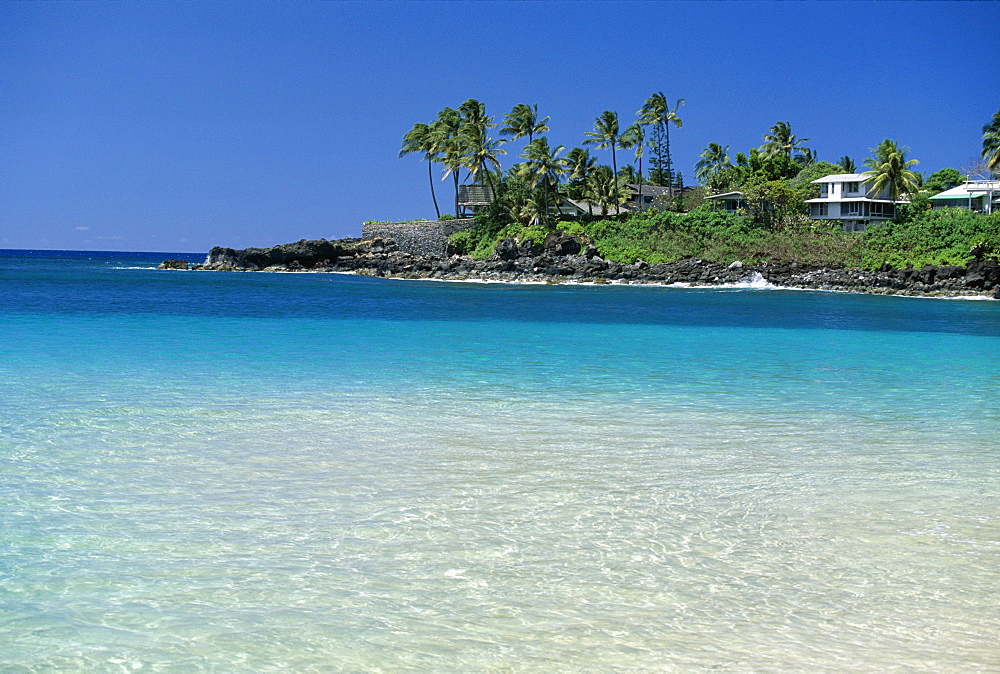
[860,209,1000,268]
[923,168,965,194]
[449,203,1000,271]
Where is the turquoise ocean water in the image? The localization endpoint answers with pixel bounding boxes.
[1,249,998,671]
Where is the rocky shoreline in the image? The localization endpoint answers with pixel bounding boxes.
[160,234,1000,299]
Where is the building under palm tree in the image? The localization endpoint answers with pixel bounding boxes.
[804,173,908,232]
[456,184,495,217]
[625,183,683,208]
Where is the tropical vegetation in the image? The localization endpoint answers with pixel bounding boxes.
[983,107,1000,170]
[861,139,920,200]
[400,99,1000,271]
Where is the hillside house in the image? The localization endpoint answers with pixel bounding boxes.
[805,173,907,232]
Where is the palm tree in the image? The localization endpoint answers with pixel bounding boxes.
[462,125,506,193]
[839,156,856,173]
[793,147,817,167]
[458,99,505,194]
[620,123,646,210]
[519,137,568,227]
[762,121,810,166]
[694,142,731,185]
[565,147,596,215]
[638,92,684,189]
[585,165,629,217]
[399,122,442,219]
[617,164,641,183]
[983,108,1000,170]
[500,103,550,146]
[433,107,465,216]
[862,139,920,200]
[584,111,624,205]
[566,147,596,183]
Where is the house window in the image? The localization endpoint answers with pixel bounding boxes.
[819,184,829,198]
[810,203,828,216]
[870,202,895,218]
[841,202,865,216]
[844,182,860,194]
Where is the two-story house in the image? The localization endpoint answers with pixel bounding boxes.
[804,173,907,232]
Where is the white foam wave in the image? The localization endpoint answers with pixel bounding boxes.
[727,271,779,289]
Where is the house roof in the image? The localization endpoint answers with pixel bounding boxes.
[804,197,901,203]
[563,198,630,215]
[811,173,870,184]
[625,184,676,197]
[704,191,744,200]
[928,181,1000,199]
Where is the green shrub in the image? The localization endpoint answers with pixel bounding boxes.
[860,208,1000,268]
[447,198,1000,269]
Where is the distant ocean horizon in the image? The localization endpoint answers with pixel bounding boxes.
[2,249,997,670]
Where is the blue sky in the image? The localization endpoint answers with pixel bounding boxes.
[2,1,998,253]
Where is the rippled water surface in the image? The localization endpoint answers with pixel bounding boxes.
[2,250,998,670]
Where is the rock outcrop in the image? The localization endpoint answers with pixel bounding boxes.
[166,235,1000,299]
[202,238,364,271]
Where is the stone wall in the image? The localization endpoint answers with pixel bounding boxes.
[361,219,476,257]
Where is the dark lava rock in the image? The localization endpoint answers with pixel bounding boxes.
[175,231,1000,298]
[203,238,363,270]
[543,233,582,257]
[494,238,520,261]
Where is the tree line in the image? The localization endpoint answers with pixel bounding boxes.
[402,102,1000,232]
[400,94,686,225]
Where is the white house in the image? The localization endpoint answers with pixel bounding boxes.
[805,173,907,232]
[928,181,999,214]
[703,191,747,213]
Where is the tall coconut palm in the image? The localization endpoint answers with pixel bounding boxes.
[983,107,1000,170]
[862,139,920,200]
[434,107,466,216]
[584,111,624,205]
[839,155,857,173]
[519,137,567,228]
[762,121,810,167]
[638,92,684,189]
[620,123,646,210]
[462,125,506,193]
[458,99,505,194]
[694,142,731,185]
[500,103,550,147]
[399,122,442,219]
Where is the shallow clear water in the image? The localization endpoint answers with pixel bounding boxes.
[1,250,998,670]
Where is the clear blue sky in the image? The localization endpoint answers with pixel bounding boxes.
[2,1,998,253]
